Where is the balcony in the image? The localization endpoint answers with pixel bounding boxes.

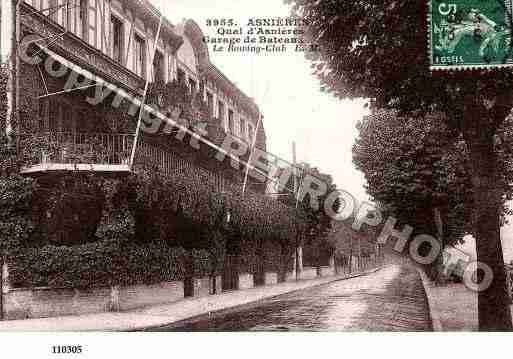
[21,132,134,174]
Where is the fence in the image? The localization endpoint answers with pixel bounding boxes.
[25,131,134,166]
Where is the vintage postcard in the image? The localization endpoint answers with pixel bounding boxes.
[0,0,513,357]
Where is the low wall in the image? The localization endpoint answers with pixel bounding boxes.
[319,266,335,277]
[238,273,254,290]
[118,281,184,311]
[300,267,318,280]
[1,263,336,320]
[3,280,185,320]
[194,277,214,298]
[286,271,296,282]
[3,286,114,320]
[264,272,278,286]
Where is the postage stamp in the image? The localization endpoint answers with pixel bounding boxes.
[429,0,513,70]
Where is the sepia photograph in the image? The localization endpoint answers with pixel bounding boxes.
[0,0,513,356]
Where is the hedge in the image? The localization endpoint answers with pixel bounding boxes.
[8,240,191,289]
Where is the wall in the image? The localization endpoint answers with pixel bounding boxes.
[118,282,184,311]
[286,271,296,282]
[193,277,212,298]
[3,286,114,320]
[300,267,318,280]
[264,272,278,286]
[3,279,185,320]
[238,273,254,290]
[319,266,335,277]
[1,263,342,320]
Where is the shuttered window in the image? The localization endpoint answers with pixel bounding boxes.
[87,0,97,47]
[133,34,146,78]
[111,16,124,63]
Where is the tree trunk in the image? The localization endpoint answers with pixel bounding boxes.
[349,235,353,274]
[464,109,512,331]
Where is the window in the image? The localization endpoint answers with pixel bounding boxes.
[188,78,197,94]
[240,118,246,139]
[133,34,145,78]
[48,0,58,22]
[87,0,97,47]
[248,124,254,142]
[206,92,214,118]
[79,0,88,39]
[177,69,186,84]
[111,16,124,63]
[228,110,235,134]
[65,0,74,32]
[60,103,75,132]
[29,0,43,10]
[153,51,165,82]
[218,101,225,122]
[47,99,75,132]
[38,99,48,130]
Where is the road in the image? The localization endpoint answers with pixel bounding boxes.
[153,265,432,331]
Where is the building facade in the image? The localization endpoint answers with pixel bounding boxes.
[18,0,266,177]
[12,0,273,258]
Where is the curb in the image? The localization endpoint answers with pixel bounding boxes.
[136,267,383,332]
[416,267,443,332]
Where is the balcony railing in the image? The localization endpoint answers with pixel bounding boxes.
[20,132,236,193]
[21,132,134,174]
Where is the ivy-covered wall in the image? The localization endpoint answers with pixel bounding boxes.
[1,163,302,289]
[0,60,306,291]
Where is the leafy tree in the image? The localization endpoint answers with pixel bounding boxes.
[277,163,340,264]
[353,111,473,245]
[289,0,513,329]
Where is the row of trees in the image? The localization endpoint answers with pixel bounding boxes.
[289,0,513,330]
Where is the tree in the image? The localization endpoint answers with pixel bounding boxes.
[353,111,472,239]
[354,110,513,279]
[277,163,340,267]
[289,0,513,330]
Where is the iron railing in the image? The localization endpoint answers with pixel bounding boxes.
[28,131,134,166]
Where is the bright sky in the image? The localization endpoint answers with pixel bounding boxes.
[150,0,370,202]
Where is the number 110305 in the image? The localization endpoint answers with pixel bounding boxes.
[52,346,83,354]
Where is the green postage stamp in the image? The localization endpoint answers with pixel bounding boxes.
[429,0,513,70]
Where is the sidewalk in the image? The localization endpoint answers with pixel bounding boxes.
[0,269,379,332]
[416,268,513,331]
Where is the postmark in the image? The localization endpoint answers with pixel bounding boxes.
[429,0,513,70]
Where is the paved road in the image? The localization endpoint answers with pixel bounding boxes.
[153,265,432,331]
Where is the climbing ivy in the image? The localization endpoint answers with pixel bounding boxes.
[0,63,308,289]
